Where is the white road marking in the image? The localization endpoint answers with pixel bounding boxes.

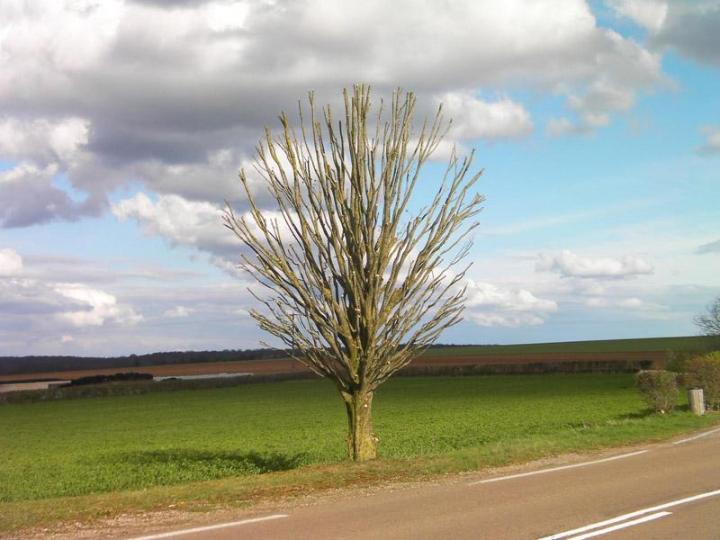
[539,488,720,540]
[468,450,648,485]
[129,514,289,540]
[563,512,672,540]
[673,426,720,445]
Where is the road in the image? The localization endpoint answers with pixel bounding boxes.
[130,427,720,540]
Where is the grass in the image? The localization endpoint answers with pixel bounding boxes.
[425,335,718,356]
[1,374,718,532]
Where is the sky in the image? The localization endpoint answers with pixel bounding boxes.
[0,0,719,356]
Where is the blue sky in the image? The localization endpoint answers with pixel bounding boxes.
[0,0,718,356]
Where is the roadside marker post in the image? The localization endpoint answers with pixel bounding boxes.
[688,388,705,416]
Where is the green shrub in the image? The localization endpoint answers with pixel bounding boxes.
[685,352,720,410]
[635,370,678,413]
[665,350,702,373]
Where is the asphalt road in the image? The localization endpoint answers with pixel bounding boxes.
[131,427,720,540]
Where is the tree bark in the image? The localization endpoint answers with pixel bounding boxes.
[342,389,378,461]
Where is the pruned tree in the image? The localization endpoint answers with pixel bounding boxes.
[695,296,720,336]
[224,85,483,461]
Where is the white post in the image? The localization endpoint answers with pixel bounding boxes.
[688,388,705,416]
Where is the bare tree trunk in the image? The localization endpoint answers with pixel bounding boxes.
[342,389,377,461]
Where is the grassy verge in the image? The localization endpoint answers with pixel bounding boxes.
[1,374,718,532]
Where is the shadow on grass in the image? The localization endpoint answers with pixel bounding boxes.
[613,410,657,420]
[563,409,657,429]
[614,405,697,420]
[107,449,307,475]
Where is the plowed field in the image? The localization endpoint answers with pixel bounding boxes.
[0,350,665,383]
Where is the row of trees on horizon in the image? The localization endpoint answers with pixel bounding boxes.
[0,343,483,376]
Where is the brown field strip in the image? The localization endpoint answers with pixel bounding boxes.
[0,351,666,384]
[0,358,305,383]
[414,350,665,366]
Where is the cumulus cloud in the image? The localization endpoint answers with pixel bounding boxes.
[111,191,295,271]
[607,0,668,31]
[547,80,638,135]
[609,0,720,66]
[0,117,90,164]
[0,249,142,335]
[0,278,60,317]
[0,248,23,276]
[696,126,720,156]
[0,276,264,355]
[0,0,665,227]
[464,280,557,327]
[112,192,235,254]
[421,139,469,162]
[0,162,101,227]
[651,2,720,66]
[0,276,141,327]
[54,283,143,327]
[537,250,653,279]
[439,93,533,140]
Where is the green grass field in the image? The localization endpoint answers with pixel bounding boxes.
[425,335,718,356]
[2,374,718,508]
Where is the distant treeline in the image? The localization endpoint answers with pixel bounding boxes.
[0,348,289,376]
[0,344,484,376]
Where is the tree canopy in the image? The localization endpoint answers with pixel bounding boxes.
[224,85,483,460]
[695,296,720,336]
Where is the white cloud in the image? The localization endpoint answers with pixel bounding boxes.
[0,162,57,185]
[609,0,720,66]
[112,192,295,270]
[0,161,98,227]
[546,117,586,136]
[0,271,142,332]
[54,283,143,327]
[438,93,533,140]
[537,250,653,279]
[424,139,469,162]
[112,192,234,252]
[205,1,251,33]
[607,0,668,31]
[0,0,123,79]
[0,117,89,164]
[697,125,720,156]
[547,80,638,135]
[618,297,648,308]
[466,312,546,327]
[0,0,666,226]
[163,305,192,318]
[125,151,270,205]
[0,256,261,355]
[464,280,557,327]
[584,296,669,317]
[0,248,23,276]
[571,82,634,119]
